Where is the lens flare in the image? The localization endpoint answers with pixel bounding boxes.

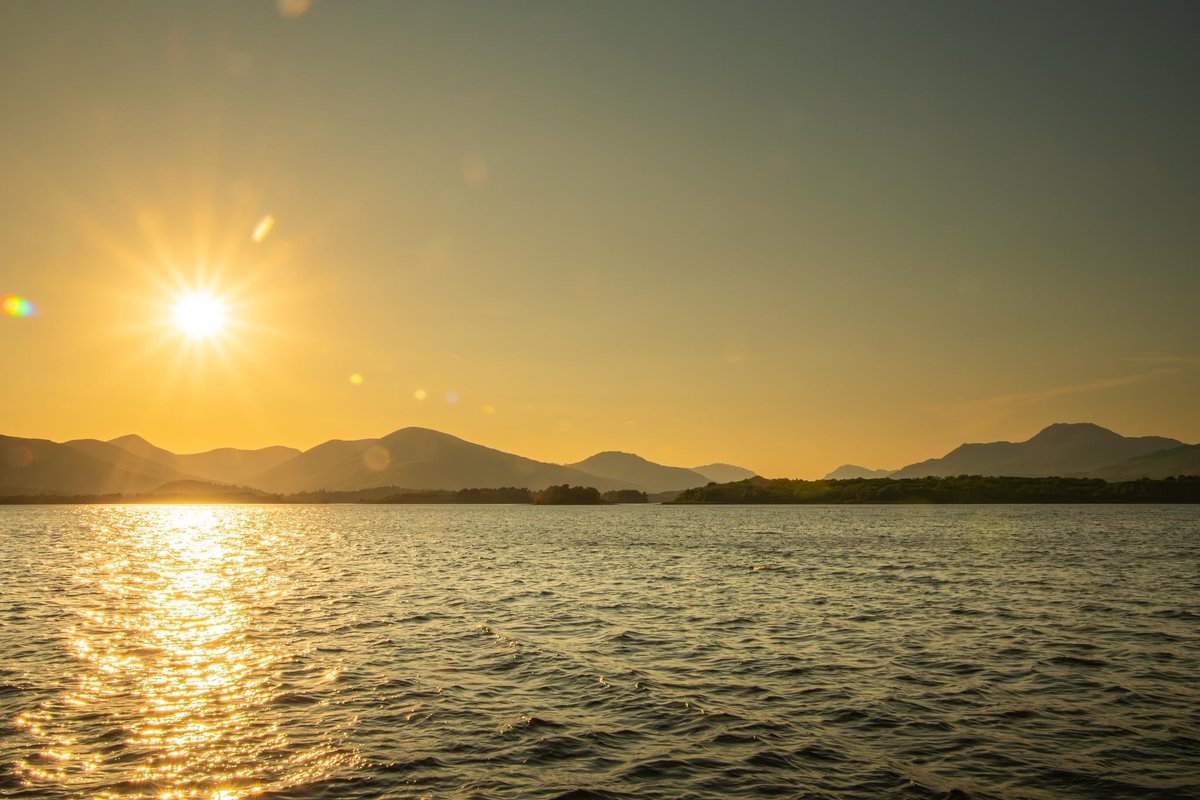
[363,444,390,471]
[2,295,35,317]
[277,0,313,18]
[251,215,275,244]
[173,293,227,339]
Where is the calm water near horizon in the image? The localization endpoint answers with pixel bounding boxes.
[1,504,1197,799]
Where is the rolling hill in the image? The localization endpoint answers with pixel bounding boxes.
[106,434,300,484]
[1,435,186,495]
[891,423,1183,479]
[566,452,711,493]
[692,463,758,483]
[248,427,637,494]
[1087,444,1200,481]
[824,464,895,480]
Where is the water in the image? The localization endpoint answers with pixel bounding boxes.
[1,504,1198,799]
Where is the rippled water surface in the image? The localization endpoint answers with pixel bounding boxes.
[1,504,1198,799]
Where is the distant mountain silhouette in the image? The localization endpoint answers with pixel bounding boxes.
[1086,444,1200,481]
[824,464,895,480]
[691,463,757,483]
[249,427,637,493]
[566,452,710,493]
[106,434,300,484]
[9,422,1188,498]
[2,435,186,495]
[892,423,1183,478]
[63,437,200,485]
[102,434,179,468]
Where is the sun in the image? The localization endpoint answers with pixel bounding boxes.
[173,292,227,339]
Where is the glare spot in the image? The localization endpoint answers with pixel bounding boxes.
[276,0,313,18]
[445,390,460,404]
[173,293,226,339]
[413,388,427,401]
[2,295,34,317]
[482,405,495,415]
[252,215,275,243]
[5,445,33,467]
[349,373,364,385]
[363,445,390,471]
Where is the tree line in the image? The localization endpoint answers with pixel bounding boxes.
[672,475,1200,504]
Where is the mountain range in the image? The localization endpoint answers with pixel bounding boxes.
[1086,443,1200,483]
[828,423,1197,481]
[824,465,896,480]
[3,421,1196,499]
[691,463,758,483]
[565,452,711,494]
[0,428,756,497]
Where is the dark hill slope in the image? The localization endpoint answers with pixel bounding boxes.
[106,435,300,484]
[249,427,633,493]
[2,435,181,495]
[691,463,758,483]
[567,451,710,493]
[892,423,1182,478]
[824,464,894,480]
[1088,444,1200,481]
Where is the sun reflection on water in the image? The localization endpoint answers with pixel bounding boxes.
[13,506,350,798]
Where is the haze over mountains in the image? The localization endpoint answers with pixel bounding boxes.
[822,423,1197,482]
[249,428,643,494]
[691,463,758,483]
[1,435,181,496]
[105,435,300,484]
[566,452,711,495]
[889,423,1187,479]
[1087,444,1200,483]
[3,422,1196,499]
[0,428,755,497]
[824,465,896,480]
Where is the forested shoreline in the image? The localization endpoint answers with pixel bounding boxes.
[672,475,1200,504]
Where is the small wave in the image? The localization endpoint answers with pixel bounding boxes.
[1149,608,1199,619]
[272,691,323,706]
[619,756,729,781]
[527,734,594,761]
[376,755,447,773]
[552,789,638,800]
[1045,654,1108,668]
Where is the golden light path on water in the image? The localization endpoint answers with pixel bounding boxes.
[13,507,355,798]
[4,505,1200,798]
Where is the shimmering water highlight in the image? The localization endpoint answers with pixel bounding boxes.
[1,505,1197,798]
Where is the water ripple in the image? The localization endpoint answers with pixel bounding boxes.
[1,504,1198,798]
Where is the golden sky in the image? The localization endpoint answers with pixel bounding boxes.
[2,1,1198,477]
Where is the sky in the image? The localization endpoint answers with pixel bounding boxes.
[1,0,1198,478]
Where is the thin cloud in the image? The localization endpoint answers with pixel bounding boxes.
[1119,355,1200,366]
[932,368,1183,418]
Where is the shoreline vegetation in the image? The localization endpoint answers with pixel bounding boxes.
[0,483,652,506]
[1,476,1198,505]
[672,475,1200,504]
